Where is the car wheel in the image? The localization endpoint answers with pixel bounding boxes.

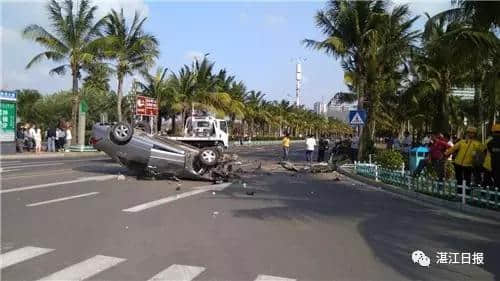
[199,148,219,166]
[110,122,133,145]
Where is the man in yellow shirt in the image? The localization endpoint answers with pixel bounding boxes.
[282,133,290,161]
[445,127,485,188]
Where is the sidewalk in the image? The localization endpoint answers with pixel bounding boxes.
[0,151,106,160]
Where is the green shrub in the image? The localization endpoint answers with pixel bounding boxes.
[375,150,404,170]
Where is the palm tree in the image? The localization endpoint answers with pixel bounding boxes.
[305,0,418,159]
[135,67,169,130]
[102,8,159,121]
[23,0,106,143]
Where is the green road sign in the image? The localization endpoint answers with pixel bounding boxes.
[0,101,16,142]
[79,99,88,113]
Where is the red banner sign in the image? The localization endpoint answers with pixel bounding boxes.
[136,96,158,116]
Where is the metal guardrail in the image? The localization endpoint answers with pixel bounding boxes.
[230,140,305,146]
[354,162,500,210]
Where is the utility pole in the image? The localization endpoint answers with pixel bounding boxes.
[291,57,306,107]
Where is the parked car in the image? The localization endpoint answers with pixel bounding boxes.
[91,122,232,181]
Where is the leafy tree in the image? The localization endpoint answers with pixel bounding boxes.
[23,0,106,143]
[102,8,159,121]
[16,89,42,123]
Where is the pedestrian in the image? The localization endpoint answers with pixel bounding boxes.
[444,127,485,192]
[317,134,329,162]
[429,133,451,187]
[350,134,359,162]
[422,133,431,147]
[27,124,36,152]
[392,133,401,151]
[65,125,72,152]
[47,125,57,152]
[485,124,500,188]
[305,134,316,164]
[281,133,290,162]
[15,124,24,153]
[402,131,413,155]
[34,126,42,153]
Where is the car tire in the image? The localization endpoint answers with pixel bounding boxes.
[199,147,219,167]
[110,122,133,145]
[133,120,150,133]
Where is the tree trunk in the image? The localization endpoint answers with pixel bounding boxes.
[71,69,79,145]
[117,74,123,122]
[171,114,176,134]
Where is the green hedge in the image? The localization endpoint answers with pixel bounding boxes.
[375,150,404,170]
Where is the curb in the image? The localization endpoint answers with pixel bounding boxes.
[0,151,106,160]
[338,167,500,221]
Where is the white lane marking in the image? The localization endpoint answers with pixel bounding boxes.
[0,160,21,164]
[254,275,296,281]
[0,163,64,169]
[0,161,63,167]
[0,175,116,194]
[0,246,54,269]
[36,255,125,281]
[123,183,232,213]
[147,264,206,281]
[26,192,100,207]
[0,168,21,173]
[1,169,75,180]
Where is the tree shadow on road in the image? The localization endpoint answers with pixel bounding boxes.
[229,172,500,281]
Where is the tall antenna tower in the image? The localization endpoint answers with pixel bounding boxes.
[292,58,306,107]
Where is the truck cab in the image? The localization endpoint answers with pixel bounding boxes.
[169,115,229,148]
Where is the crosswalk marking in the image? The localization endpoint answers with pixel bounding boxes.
[123,183,231,213]
[147,264,206,281]
[0,246,54,269]
[26,192,100,207]
[254,274,296,281]
[36,255,125,281]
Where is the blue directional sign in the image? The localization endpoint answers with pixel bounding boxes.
[349,110,366,125]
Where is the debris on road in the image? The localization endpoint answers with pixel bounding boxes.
[117,174,126,180]
[246,191,255,196]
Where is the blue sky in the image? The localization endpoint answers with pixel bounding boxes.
[1,0,451,109]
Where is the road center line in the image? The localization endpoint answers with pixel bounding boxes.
[1,169,75,180]
[0,175,116,194]
[123,183,232,213]
[26,192,100,207]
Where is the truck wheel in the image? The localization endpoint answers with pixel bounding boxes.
[110,122,133,145]
[199,148,219,166]
[133,120,150,132]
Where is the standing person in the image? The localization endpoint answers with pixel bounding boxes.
[402,131,413,155]
[34,126,42,153]
[429,133,451,187]
[65,125,72,152]
[350,134,359,162]
[392,133,401,151]
[27,124,36,152]
[445,127,485,191]
[15,124,25,153]
[47,126,56,152]
[317,135,329,162]
[485,124,500,188]
[305,134,316,164]
[56,127,62,151]
[281,133,290,162]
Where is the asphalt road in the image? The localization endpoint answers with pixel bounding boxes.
[1,145,500,281]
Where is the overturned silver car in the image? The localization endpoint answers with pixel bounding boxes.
[91,122,233,181]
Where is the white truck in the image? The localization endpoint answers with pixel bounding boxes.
[168,115,229,148]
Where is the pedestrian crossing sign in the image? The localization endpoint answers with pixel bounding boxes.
[349,110,366,125]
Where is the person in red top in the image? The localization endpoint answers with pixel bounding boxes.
[429,133,452,184]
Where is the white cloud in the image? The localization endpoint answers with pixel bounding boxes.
[0,0,149,94]
[184,50,206,62]
[265,14,287,26]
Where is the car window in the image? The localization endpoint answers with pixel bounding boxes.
[196,121,210,127]
[219,121,227,133]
